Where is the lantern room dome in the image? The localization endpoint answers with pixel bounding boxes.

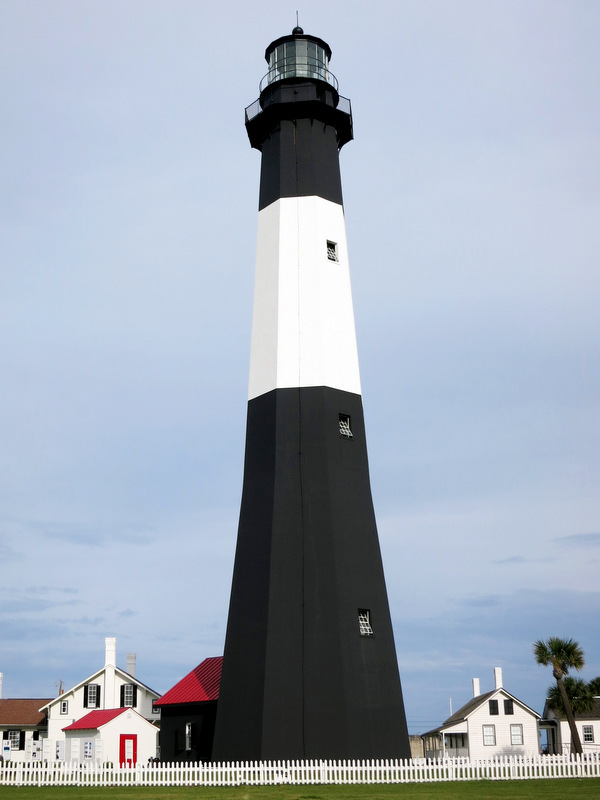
[260,30,338,93]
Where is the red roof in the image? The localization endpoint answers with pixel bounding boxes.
[154,656,222,706]
[62,708,128,731]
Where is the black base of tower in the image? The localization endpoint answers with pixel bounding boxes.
[212,387,411,762]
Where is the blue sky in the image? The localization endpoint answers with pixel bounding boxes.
[1,1,599,736]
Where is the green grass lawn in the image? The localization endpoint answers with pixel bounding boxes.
[1,780,599,800]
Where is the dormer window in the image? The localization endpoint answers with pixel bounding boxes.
[60,700,69,715]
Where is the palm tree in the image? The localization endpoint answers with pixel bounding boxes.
[546,677,594,716]
[534,637,585,755]
[587,676,600,697]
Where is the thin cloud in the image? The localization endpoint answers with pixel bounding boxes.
[493,555,555,565]
[554,533,600,548]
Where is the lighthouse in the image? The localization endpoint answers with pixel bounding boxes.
[212,27,411,762]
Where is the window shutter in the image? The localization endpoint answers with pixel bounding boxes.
[132,685,137,708]
[120,685,125,707]
[96,685,101,708]
[33,731,39,741]
[2,731,7,740]
[19,731,25,750]
[83,685,89,708]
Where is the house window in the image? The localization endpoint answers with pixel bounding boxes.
[84,683,100,709]
[121,683,137,708]
[358,609,374,637]
[327,240,338,261]
[483,725,496,746]
[8,730,22,750]
[488,699,499,715]
[339,414,353,439]
[510,724,523,745]
[83,740,94,760]
[185,722,193,751]
[60,700,69,715]
[583,725,594,743]
[504,698,514,715]
[55,740,65,760]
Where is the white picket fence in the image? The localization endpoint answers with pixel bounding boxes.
[1,753,599,787]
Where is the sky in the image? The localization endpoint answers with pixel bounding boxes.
[1,0,599,737]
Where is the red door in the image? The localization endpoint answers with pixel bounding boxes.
[119,734,137,767]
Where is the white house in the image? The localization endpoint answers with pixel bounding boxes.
[0,691,52,762]
[542,696,600,755]
[62,707,158,765]
[422,667,540,760]
[40,637,160,763]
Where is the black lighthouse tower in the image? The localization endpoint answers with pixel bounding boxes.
[212,27,411,762]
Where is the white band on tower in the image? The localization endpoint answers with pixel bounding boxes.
[249,195,361,400]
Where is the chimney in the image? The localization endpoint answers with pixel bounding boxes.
[104,637,116,708]
[105,637,117,666]
[126,653,136,678]
[473,677,480,698]
[494,666,503,689]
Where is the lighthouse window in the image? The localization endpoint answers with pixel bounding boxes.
[358,609,374,637]
[327,240,338,261]
[339,414,352,438]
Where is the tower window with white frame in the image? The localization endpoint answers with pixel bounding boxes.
[339,414,352,439]
[358,609,374,637]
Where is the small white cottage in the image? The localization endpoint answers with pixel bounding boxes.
[422,667,540,760]
[62,707,158,765]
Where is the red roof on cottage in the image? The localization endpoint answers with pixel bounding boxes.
[0,699,52,726]
[154,656,222,706]
[62,708,128,731]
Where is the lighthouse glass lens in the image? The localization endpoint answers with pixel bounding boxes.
[268,39,330,85]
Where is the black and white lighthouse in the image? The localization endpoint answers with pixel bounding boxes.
[212,27,411,762]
